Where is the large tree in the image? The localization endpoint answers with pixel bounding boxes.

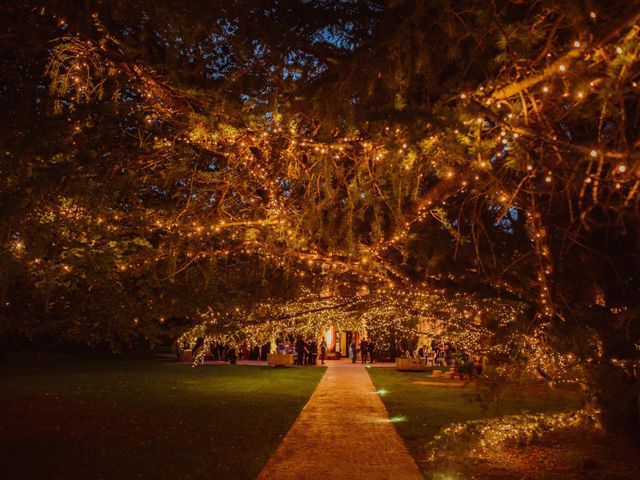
[1,0,639,433]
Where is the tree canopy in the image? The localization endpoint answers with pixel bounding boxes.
[1,0,639,433]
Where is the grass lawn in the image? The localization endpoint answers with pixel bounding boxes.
[0,358,325,480]
[367,367,583,479]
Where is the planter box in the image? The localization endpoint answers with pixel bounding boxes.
[395,357,426,371]
[267,353,294,366]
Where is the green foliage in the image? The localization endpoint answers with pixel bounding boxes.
[427,410,597,461]
[367,367,581,475]
[1,0,639,433]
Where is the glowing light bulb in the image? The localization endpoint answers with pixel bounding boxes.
[617,164,626,173]
[574,41,581,48]
[559,65,566,72]
[590,150,597,157]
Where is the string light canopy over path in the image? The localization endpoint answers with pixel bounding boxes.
[257,361,423,480]
[2,1,640,437]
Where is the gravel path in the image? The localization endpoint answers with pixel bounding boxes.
[257,360,423,479]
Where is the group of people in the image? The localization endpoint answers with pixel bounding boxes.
[277,336,328,365]
[348,338,376,364]
[396,337,484,377]
[209,341,270,363]
[397,338,456,364]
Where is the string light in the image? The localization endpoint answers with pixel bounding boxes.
[34,11,640,425]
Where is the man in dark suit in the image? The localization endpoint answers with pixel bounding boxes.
[360,338,368,364]
[309,339,318,365]
[296,336,306,366]
[368,339,376,363]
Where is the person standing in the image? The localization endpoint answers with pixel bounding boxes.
[226,346,237,364]
[320,337,327,365]
[473,355,483,376]
[309,339,318,365]
[360,338,368,364]
[296,336,306,366]
[304,338,312,365]
[368,339,376,363]
[350,340,357,363]
[261,342,270,360]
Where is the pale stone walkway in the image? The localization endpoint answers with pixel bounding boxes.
[257,361,423,480]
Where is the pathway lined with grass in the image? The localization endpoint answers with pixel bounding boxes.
[257,361,423,480]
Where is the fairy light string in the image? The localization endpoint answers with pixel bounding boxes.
[29,6,639,388]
